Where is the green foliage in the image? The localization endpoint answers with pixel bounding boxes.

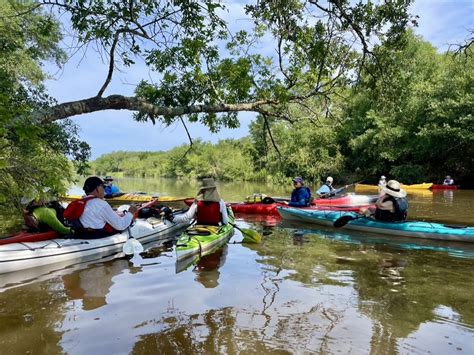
[0,1,90,209]
[339,30,474,183]
[91,139,258,182]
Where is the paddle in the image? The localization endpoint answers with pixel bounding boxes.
[122,199,161,255]
[318,180,363,199]
[333,215,362,228]
[228,222,262,243]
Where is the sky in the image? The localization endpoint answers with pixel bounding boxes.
[44,0,473,160]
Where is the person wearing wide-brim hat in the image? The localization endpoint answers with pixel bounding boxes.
[170,178,228,225]
[374,180,408,222]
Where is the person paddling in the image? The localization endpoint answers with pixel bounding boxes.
[443,175,454,186]
[364,180,408,222]
[167,178,228,225]
[67,176,137,238]
[103,176,120,197]
[288,176,312,207]
[316,176,349,199]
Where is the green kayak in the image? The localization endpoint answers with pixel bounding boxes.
[175,208,235,260]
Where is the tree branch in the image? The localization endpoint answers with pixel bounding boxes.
[34,95,281,124]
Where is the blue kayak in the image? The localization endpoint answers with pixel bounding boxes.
[277,207,474,243]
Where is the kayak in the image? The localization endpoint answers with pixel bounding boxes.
[0,230,60,245]
[62,193,192,204]
[175,208,235,260]
[277,207,474,243]
[431,184,459,190]
[356,183,433,192]
[184,194,378,216]
[0,213,190,274]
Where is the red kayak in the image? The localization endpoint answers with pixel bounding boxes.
[184,194,377,216]
[431,184,459,190]
[0,230,60,245]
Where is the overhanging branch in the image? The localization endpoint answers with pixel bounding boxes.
[34,95,281,124]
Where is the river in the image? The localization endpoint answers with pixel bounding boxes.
[0,178,473,354]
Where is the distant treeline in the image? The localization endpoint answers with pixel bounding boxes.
[92,32,473,186]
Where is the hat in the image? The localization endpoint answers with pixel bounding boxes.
[326,176,333,183]
[446,175,451,179]
[381,175,386,179]
[381,180,407,198]
[104,176,114,181]
[197,178,220,202]
[199,178,217,190]
[83,176,104,194]
[293,176,304,184]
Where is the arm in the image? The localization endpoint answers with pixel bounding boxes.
[219,200,229,224]
[316,185,330,197]
[99,204,134,231]
[376,198,394,211]
[172,202,197,224]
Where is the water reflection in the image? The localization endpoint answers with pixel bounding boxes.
[0,179,473,354]
[62,259,129,311]
[192,247,228,288]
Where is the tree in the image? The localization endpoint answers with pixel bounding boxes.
[338,30,474,183]
[0,0,90,208]
[19,0,416,132]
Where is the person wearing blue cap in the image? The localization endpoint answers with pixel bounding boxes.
[288,177,312,207]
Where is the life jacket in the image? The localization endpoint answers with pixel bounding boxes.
[375,195,408,222]
[196,201,221,225]
[290,186,312,206]
[325,183,335,192]
[63,196,114,233]
[304,187,312,206]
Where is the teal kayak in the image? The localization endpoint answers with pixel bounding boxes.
[277,207,474,243]
[175,208,235,260]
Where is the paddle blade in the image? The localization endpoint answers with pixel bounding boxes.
[241,228,262,244]
[123,238,144,255]
[333,215,356,228]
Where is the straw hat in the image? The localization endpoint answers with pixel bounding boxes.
[381,180,407,198]
[196,178,221,202]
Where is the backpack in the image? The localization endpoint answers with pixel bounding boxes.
[63,196,97,229]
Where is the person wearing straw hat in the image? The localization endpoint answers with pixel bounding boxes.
[169,178,229,225]
[374,180,408,222]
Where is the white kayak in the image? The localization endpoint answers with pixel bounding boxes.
[0,215,189,274]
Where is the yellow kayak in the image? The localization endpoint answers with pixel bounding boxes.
[355,183,433,192]
[61,193,192,204]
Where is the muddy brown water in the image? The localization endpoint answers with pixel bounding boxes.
[0,179,473,354]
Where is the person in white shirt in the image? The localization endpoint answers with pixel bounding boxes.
[169,178,228,225]
[443,175,454,185]
[78,176,137,237]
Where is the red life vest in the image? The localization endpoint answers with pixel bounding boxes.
[196,201,221,225]
[64,196,115,234]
